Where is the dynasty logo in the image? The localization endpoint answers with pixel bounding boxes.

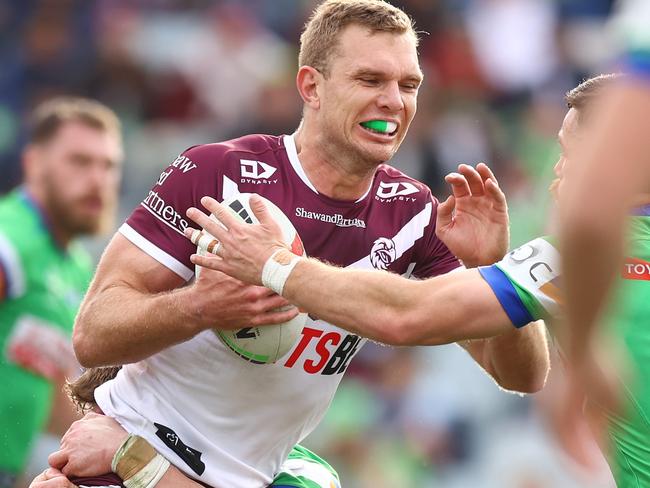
[375,181,419,202]
[240,159,278,185]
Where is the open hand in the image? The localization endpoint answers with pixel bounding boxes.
[436,163,509,267]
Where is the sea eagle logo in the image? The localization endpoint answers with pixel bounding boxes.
[370,237,397,270]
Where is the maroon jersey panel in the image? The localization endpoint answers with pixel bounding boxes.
[123,134,460,280]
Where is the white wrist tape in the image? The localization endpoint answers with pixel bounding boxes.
[112,434,170,488]
[261,249,301,295]
[123,454,170,488]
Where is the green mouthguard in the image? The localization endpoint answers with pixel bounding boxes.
[361,120,394,133]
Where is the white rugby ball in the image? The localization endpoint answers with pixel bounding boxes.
[194,193,307,364]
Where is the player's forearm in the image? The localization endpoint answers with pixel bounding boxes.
[73,285,202,367]
[281,259,423,344]
[283,260,511,346]
[463,321,549,393]
[154,466,204,488]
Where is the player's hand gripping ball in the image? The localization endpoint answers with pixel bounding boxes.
[193,193,306,364]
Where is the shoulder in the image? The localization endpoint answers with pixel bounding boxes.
[153,134,285,192]
[0,192,43,251]
[182,134,285,165]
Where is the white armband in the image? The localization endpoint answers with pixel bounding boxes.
[497,237,562,317]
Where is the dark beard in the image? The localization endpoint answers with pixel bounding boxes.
[43,182,104,238]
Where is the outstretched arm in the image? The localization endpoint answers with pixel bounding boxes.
[186,193,517,345]
[285,260,515,346]
[187,168,549,392]
[261,237,548,392]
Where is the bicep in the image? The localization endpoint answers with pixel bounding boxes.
[86,233,188,298]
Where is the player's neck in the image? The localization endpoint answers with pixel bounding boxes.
[293,127,376,201]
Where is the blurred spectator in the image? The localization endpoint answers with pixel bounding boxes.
[0,97,122,487]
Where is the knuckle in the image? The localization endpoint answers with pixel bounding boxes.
[242,288,259,301]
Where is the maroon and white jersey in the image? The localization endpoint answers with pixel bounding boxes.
[94,134,460,487]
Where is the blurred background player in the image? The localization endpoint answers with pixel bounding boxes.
[43,1,547,487]
[557,0,650,485]
[0,97,123,487]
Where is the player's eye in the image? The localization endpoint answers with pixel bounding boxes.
[360,78,380,86]
[68,154,92,168]
[400,83,418,92]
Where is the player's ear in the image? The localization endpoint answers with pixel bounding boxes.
[296,66,321,110]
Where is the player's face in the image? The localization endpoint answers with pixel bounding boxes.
[36,122,122,237]
[319,25,422,166]
[552,108,580,201]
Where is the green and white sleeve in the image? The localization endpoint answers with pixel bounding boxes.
[478,237,562,328]
[0,231,26,300]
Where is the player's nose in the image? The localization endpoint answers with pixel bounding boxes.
[377,81,404,112]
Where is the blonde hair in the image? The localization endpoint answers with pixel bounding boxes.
[30,96,121,145]
[299,0,417,76]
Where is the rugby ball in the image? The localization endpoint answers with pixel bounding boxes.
[194,193,307,364]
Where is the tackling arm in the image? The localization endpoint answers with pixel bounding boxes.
[282,256,549,392]
[47,414,205,488]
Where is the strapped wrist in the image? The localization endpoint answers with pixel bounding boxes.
[261,248,301,295]
[112,434,170,488]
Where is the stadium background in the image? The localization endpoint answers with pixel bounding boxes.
[0,1,621,486]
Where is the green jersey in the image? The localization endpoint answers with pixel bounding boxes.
[603,208,650,487]
[479,207,650,487]
[0,189,92,475]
